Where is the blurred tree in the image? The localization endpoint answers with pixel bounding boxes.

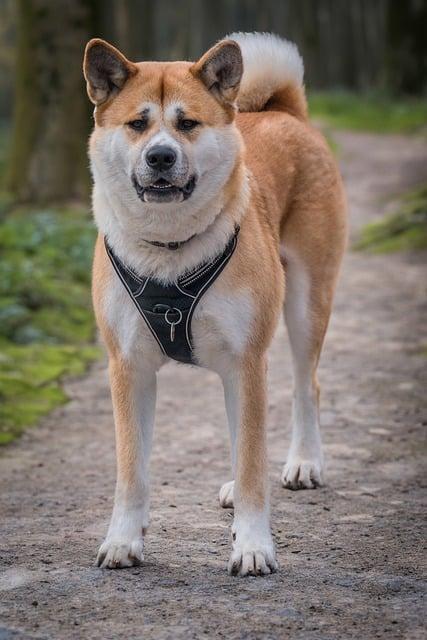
[386,0,427,95]
[0,0,15,121]
[4,0,98,203]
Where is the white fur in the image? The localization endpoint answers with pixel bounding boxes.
[91,122,248,283]
[229,507,277,576]
[137,101,161,118]
[219,480,234,508]
[221,368,240,472]
[164,101,184,121]
[193,289,254,370]
[225,32,304,112]
[281,249,324,489]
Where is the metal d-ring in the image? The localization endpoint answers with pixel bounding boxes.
[164,307,183,343]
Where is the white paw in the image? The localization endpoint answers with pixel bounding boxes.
[96,538,144,569]
[219,480,234,508]
[281,455,323,490]
[228,539,277,577]
[228,514,277,577]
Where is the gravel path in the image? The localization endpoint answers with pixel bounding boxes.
[1,131,426,640]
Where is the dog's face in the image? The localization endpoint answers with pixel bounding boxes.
[84,39,243,241]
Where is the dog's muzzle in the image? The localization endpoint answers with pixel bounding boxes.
[132,174,196,203]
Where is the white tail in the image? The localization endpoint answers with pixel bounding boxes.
[224,32,307,119]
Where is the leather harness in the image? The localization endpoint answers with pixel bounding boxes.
[105,226,240,365]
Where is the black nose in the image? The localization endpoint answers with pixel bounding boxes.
[146,145,177,171]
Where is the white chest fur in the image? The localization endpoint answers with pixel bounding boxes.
[192,287,254,372]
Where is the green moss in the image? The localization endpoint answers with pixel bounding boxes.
[309,92,427,134]
[0,343,100,441]
[0,206,102,444]
[355,185,427,253]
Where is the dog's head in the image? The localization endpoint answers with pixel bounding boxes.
[83,39,244,241]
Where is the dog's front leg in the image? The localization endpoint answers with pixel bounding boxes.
[96,356,156,569]
[228,355,277,577]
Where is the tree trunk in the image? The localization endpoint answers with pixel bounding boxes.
[4,0,98,204]
[385,0,427,95]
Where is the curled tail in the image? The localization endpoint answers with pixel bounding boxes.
[225,32,307,121]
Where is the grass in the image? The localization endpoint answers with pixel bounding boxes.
[309,92,427,134]
[355,185,427,253]
[0,207,100,444]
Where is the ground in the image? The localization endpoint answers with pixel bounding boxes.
[1,130,426,640]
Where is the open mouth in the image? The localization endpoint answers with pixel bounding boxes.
[132,176,196,202]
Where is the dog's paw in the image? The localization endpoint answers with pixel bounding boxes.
[96,538,144,569]
[219,480,234,508]
[228,543,277,577]
[228,516,277,577]
[281,456,323,490]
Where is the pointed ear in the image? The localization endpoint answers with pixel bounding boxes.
[191,40,243,107]
[83,38,137,106]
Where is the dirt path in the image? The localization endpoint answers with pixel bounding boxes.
[1,131,426,640]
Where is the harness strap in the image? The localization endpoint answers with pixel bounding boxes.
[105,226,240,364]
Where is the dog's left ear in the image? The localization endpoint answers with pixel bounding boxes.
[191,40,243,107]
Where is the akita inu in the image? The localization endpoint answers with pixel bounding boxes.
[83,32,346,576]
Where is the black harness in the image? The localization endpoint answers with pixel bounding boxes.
[105,227,239,365]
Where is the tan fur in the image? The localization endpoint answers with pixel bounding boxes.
[86,36,346,574]
[237,354,269,508]
[92,60,236,128]
[108,356,140,489]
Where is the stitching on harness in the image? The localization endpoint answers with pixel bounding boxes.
[175,282,196,299]
[134,277,149,298]
[180,256,217,285]
[185,234,238,353]
[180,252,223,286]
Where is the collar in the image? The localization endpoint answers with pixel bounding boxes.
[106,224,240,286]
[143,233,196,251]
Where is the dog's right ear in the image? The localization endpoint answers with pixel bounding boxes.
[83,39,137,106]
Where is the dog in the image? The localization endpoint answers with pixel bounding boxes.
[83,32,346,577]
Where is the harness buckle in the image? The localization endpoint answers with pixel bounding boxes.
[165,307,183,342]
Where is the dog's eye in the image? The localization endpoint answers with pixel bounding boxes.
[127,119,147,132]
[177,119,199,132]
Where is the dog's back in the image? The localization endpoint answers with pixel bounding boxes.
[224,33,342,235]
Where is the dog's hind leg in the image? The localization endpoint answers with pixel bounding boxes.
[218,371,239,508]
[280,212,345,489]
[281,251,325,489]
[96,356,156,568]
